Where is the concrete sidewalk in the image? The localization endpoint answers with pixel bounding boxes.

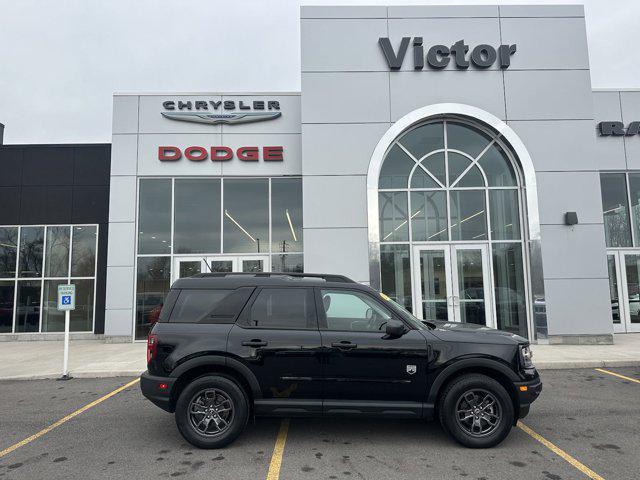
[1,334,640,380]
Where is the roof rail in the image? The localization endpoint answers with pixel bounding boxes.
[190,272,355,283]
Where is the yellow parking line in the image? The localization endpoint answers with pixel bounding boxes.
[266,419,290,480]
[517,421,605,480]
[595,368,640,384]
[0,378,140,459]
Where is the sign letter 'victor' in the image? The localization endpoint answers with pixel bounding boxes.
[379,38,517,70]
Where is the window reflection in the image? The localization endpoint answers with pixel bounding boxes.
[0,227,18,278]
[71,226,97,277]
[380,245,412,313]
[45,226,70,277]
[271,253,303,273]
[42,279,66,332]
[493,244,527,337]
[70,279,94,331]
[15,280,41,332]
[379,191,408,242]
[174,179,221,254]
[138,179,172,254]
[600,173,632,247]
[136,257,170,340]
[223,179,269,253]
[18,227,44,278]
[271,178,303,253]
[0,281,14,333]
[449,190,487,241]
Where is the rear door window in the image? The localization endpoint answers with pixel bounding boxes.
[246,288,316,329]
[169,288,252,323]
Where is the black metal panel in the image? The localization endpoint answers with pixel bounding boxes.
[0,186,20,224]
[72,185,110,223]
[94,222,108,334]
[20,186,73,224]
[22,146,75,186]
[73,146,110,186]
[0,148,23,186]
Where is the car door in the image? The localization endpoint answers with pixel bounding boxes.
[317,288,430,416]
[227,286,323,415]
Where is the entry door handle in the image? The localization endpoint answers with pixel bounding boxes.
[331,341,357,350]
[242,339,268,347]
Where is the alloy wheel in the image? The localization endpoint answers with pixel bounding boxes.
[188,388,234,437]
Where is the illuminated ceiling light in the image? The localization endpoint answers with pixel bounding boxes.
[285,209,298,242]
[225,210,256,242]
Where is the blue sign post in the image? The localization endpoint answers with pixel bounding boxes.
[57,284,76,380]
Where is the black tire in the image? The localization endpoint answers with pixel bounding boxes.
[175,375,249,449]
[438,374,514,448]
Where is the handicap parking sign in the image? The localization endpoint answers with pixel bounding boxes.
[57,285,76,311]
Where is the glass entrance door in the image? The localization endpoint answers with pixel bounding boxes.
[413,244,494,327]
[609,250,640,333]
[173,256,269,282]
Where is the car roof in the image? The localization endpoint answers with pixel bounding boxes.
[171,272,371,290]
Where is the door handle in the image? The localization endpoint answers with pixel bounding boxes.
[242,339,268,347]
[331,341,357,350]
[453,295,460,307]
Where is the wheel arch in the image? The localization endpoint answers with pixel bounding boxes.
[168,355,262,412]
[428,358,521,424]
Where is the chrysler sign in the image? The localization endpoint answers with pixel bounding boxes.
[161,99,281,125]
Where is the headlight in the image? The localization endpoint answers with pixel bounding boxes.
[519,344,534,369]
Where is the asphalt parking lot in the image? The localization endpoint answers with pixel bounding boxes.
[0,368,638,480]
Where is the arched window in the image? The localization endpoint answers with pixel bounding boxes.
[377,118,528,337]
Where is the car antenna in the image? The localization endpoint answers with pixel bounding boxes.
[203,258,212,272]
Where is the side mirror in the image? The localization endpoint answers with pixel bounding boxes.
[385,319,406,338]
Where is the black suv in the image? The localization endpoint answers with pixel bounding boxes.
[141,273,541,449]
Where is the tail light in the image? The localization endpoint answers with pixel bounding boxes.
[147,333,158,364]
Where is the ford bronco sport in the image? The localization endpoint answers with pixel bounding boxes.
[141,272,541,449]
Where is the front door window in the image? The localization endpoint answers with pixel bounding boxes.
[413,244,493,327]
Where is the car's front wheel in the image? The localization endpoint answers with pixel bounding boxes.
[175,375,249,449]
[438,374,514,448]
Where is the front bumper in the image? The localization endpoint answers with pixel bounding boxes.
[140,371,176,412]
[514,376,542,419]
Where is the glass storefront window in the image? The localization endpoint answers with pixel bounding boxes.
[0,224,98,335]
[628,173,640,244]
[70,279,94,331]
[0,227,18,278]
[380,244,412,313]
[271,178,303,253]
[15,280,41,332]
[489,190,521,240]
[41,279,67,332]
[492,243,527,337]
[44,226,70,277]
[600,173,632,247]
[449,190,487,241]
[71,226,97,277]
[0,281,14,333]
[271,254,303,273]
[136,256,170,340]
[18,226,44,278]
[138,179,172,254]
[223,179,269,253]
[377,118,528,335]
[410,191,447,241]
[379,191,409,242]
[174,179,221,254]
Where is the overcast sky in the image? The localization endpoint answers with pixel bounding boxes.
[1,0,639,144]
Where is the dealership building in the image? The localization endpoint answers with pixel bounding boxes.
[1,4,639,344]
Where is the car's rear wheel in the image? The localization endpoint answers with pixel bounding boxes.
[438,374,514,448]
[175,375,248,448]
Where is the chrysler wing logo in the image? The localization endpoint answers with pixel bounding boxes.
[161,111,282,126]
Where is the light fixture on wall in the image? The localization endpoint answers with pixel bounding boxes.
[564,212,578,226]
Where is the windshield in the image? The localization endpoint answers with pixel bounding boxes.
[378,293,432,330]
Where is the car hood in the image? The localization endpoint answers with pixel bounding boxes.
[424,320,528,345]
